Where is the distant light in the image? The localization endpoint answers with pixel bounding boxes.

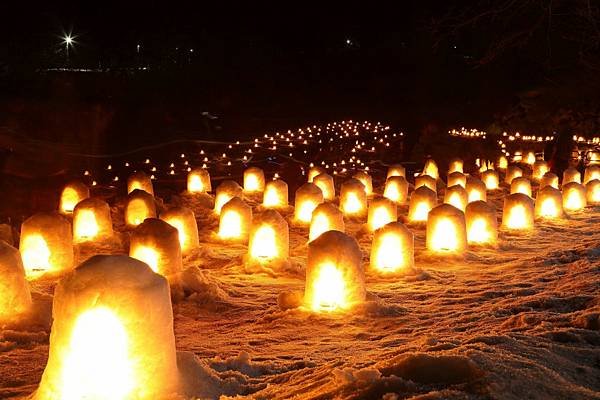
[64,35,73,45]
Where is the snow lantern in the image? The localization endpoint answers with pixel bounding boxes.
[444,184,468,211]
[20,212,74,278]
[386,164,405,179]
[584,165,600,184]
[218,197,252,242]
[129,219,182,277]
[498,155,508,170]
[352,171,373,196]
[243,167,265,193]
[73,198,113,242]
[307,166,326,182]
[563,167,581,185]
[448,158,464,174]
[34,255,179,400]
[367,198,397,231]
[313,173,335,201]
[370,222,414,273]
[534,186,563,219]
[510,177,532,197]
[294,183,323,224]
[447,171,467,188]
[415,174,437,193]
[125,189,156,228]
[426,204,467,254]
[160,207,199,255]
[340,179,367,218]
[504,165,523,184]
[422,159,439,180]
[262,179,288,209]
[586,179,600,204]
[384,176,409,204]
[524,151,536,165]
[304,231,365,312]
[540,172,559,189]
[247,210,288,264]
[562,182,586,212]
[465,200,497,245]
[127,171,153,195]
[408,186,437,223]
[59,180,90,214]
[481,170,499,190]
[214,180,243,214]
[532,161,549,181]
[502,193,535,230]
[466,177,487,202]
[0,241,32,321]
[309,203,345,242]
[187,168,211,193]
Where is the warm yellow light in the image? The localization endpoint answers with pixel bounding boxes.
[468,187,485,202]
[73,210,98,241]
[21,235,50,275]
[564,189,585,211]
[249,225,278,259]
[498,156,508,169]
[429,219,459,252]
[412,202,430,222]
[297,199,318,223]
[187,174,204,192]
[525,151,536,165]
[218,210,242,239]
[373,233,405,272]
[126,198,151,227]
[163,218,186,250]
[244,173,262,192]
[59,188,79,214]
[309,213,331,242]
[505,205,528,229]
[482,172,499,190]
[263,185,281,207]
[540,198,559,218]
[467,218,490,244]
[446,191,466,211]
[130,246,159,272]
[310,262,347,312]
[342,192,363,215]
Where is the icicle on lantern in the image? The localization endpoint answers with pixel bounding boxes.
[422,159,439,180]
[540,172,559,189]
[125,189,156,228]
[563,167,581,185]
[465,201,497,245]
[586,179,600,204]
[307,166,326,182]
[0,241,32,321]
[562,182,586,212]
[370,222,414,273]
[304,231,365,312]
[447,172,467,188]
[59,181,90,214]
[584,165,600,184]
[408,186,437,223]
[504,165,523,184]
[367,198,397,231]
[352,171,373,196]
[481,170,499,190]
[20,213,74,278]
[534,186,563,219]
[160,207,199,255]
[340,179,367,218]
[466,177,487,202]
[313,173,335,201]
[294,183,323,224]
[243,167,265,193]
[262,179,288,209]
[214,180,243,214]
[502,193,535,231]
[532,161,549,181]
[415,174,437,193]
[129,219,182,277]
[187,168,211,193]
[33,255,179,400]
[218,197,252,242]
[309,203,345,242]
[448,158,464,174]
[510,177,532,197]
[426,204,467,254]
[127,171,154,195]
[444,184,468,211]
[386,164,405,179]
[73,198,113,243]
[384,176,409,204]
[247,210,288,265]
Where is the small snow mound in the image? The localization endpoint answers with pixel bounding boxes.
[277,290,304,311]
[357,294,408,317]
[180,266,230,308]
[333,367,381,384]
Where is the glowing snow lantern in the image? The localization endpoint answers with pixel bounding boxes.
[498,155,508,170]
[127,171,154,195]
[408,186,437,223]
[262,179,288,209]
[352,171,373,196]
[248,210,288,264]
[20,213,74,278]
[481,170,499,190]
[214,180,243,214]
[309,203,345,242]
[340,179,367,218]
[243,167,265,193]
[367,198,397,231]
[426,204,467,254]
[444,184,468,211]
[295,183,323,224]
[415,174,437,193]
[0,241,32,321]
[504,166,523,184]
[448,158,464,174]
[465,201,497,245]
[540,172,559,189]
[524,151,536,165]
[585,179,600,204]
[129,219,182,277]
[562,182,586,212]
[34,255,180,400]
[125,189,156,228]
[422,159,439,180]
[307,166,326,182]
[313,173,335,201]
[584,166,600,184]
[466,177,487,202]
[305,231,365,312]
[59,181,90,214]
[447,171,467,188]
[386,164,405,179]
[218,197,252,242]
[502,193,535,231]
[563,167,581,185]
[384,176,409,204]
[160,207,199,255]
[370,222,414,273]
[532,161,549,181]
[187,168,211,193]
[73,198,113,242]
[510,177,532,197]
[534,186,563,219]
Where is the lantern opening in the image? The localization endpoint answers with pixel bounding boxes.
[74,210,98,240]
[130,246,159,272]
[250,225,278,259]
[219,209,243,239]
[310,262,347,312]
[21,235,51,275]
[60,188,79,214]
[467,218,490,243]
[430,219,459,251]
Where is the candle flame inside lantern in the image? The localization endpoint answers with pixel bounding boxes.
[60,188,80,214]
[506,204,528,229]
[467,218,491,244]
[244,173,261,192]
[540,198,560,218]
[343,192,363,215]
[130,246,159,272]
[218,210,243,239]
[564,190,585,211]
[263,185,282,208]
[126,199,151,227]
[412,202,430,222]
[429,219,459,252]
[482,173,499,190]
[369,206,394,231]
[250,225,278,259]
[74,210,99,240]
[384,182,400,202]
[446,192,466,211]
[310,262,347,312]
[187,174,204,192]
[21,234,51,275]
[297,200,318,223]
[373,233,405,272]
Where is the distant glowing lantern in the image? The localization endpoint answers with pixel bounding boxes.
[534,186,563,219]
[586,179,600,204]
[127,171,154,195]
[481,170,499,190]
[448,158,464,174]
[584,166,600,184]
[187,168,211,193]
[426,204,467,254]
[313,173,335,201]
[465,201,497,245]
[524,151,536,165]
[304,231,365,312]
[308,166,326,182]
[444,184,468,211]
[384,176,409,204]
[407,186,437,223]
[466,177,487,202]
[532,161,549,181]
[422,159,439,180]
[59,180,90,214]
[20,213,74,279]
[352,171,373,196]
[340,179,367,218]
[125,189,156,228]
[295,183,324,224]
[214,180,243,214]
[498,155,508,170]
[262,179,288,209]
[309,203,345,242]
[160,207,199,255]
[218,197,252,242]
[540,172,559,189]
[447,171,467,188]
[73,198,113,242]
[129,219,182,277]
[562,167,581,185]
[415,174,437,193]
[504,166,523,184]
[247,210,288,265]
[34,255,180,400]
[0,241,32,321]
[243,167,265,192]
[562,182,586,212]
[370,222,414,273]
[367,198,397,231]
[386,164,406,179]
[502,193,535,231]
[510,177,532,197]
